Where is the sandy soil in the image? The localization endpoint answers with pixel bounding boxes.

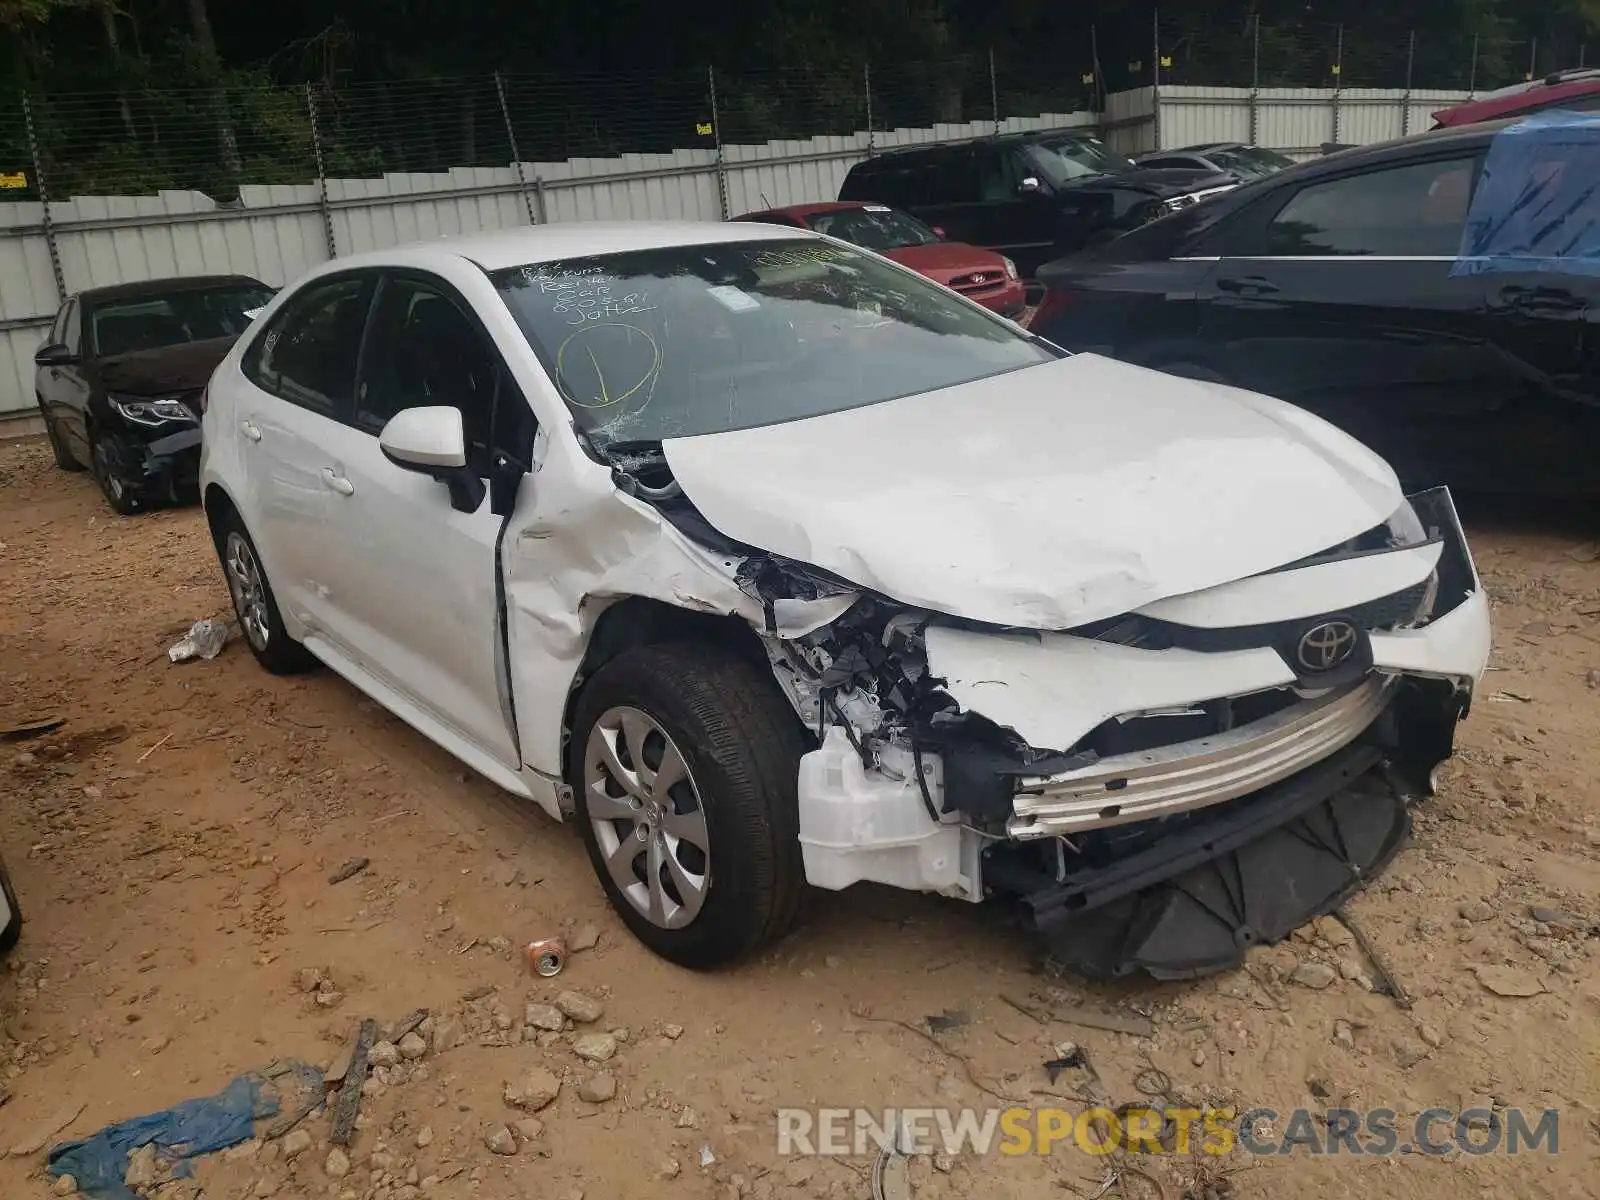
[0,433,1596,1200]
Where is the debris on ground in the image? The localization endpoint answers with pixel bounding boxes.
[925,1008,968,1034]
[46,1068,313,1199]
[1472,964,1548,997]
[166,619,230,663]
[326,857,370,885]
[525,935,566,977]
[0,716,64,742]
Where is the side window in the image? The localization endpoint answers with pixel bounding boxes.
[1261,155,1479,257]
[62,300,82,355]
[356,276,500,473]
[928,149,981,204]
[243,277,372,416]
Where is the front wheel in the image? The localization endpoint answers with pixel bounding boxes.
[90,430,143,515]
[214,514,317,675]
[568,643,807,968]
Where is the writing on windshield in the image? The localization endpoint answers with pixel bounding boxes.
[494,239,1052,444]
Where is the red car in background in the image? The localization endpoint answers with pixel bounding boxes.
[1431,67,1600,128]
[732,201,1028,318]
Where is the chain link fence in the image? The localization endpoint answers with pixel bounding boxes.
[0,17,1591,206]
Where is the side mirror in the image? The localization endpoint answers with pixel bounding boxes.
[931,225,947,239]
[34,342,76,367]
[379,406,485,513]
[1018,176,1044,196]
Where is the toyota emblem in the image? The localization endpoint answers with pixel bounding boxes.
[1295,619,1359,672]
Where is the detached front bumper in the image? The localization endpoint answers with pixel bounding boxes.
[794,487,1490,975]
[118,425,202,501]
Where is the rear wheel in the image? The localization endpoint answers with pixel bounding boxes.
[568,643,807,968]
[38,401,82,471]
[214,513,317,675]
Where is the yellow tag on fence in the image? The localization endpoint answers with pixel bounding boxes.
[695,122,713,136]
[0,171,27,190]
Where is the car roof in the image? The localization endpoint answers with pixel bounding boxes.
[733,201,874,221]
[851,129,1094,164]
[1433,78,1600,127]
[1296,119,1508,173]
[74,274,267,304]
[330,220,809,274]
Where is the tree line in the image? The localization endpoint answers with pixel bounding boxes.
[0,0,1594,200]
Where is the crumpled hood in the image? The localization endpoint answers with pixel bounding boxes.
[660,353,1403,630]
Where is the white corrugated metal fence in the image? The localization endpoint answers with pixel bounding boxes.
[0,84,1460,419]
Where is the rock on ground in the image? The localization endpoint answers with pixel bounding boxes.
[484,1126,518,1156]
[573,1032,618,1062]
[577,1073,617,1102]
[504,1066,562,1111]
[555,991,605,1023]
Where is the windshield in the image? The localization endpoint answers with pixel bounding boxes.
[493,239,1054,445]
[803,206,940,251]
[1234,146,1296,172]
[1027,137,1137,185]
[89,284,275,357]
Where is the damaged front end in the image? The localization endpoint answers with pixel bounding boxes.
[742,486,1489,980]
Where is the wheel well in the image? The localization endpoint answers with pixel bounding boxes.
[559,597,806,781]
[203,484,239,551]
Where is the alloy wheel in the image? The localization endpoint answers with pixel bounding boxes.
[224,531,270,652]
[583,705,711,929]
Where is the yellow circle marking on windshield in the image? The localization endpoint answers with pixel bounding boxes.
[555,323,662,410]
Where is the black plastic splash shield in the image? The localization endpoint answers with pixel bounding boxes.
[1028,745,1410,980]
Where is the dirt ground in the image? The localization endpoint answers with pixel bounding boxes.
[0,432,1597,1200]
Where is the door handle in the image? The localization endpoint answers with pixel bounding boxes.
[1215,276,1280,296]
[240,420,262,442]
[320,468,355,496]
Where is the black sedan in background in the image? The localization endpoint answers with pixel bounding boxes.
[837,132,1237,276]
[1029,119,1600,500]
[35,274,274,514]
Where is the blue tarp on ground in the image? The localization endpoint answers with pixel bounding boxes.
[45,1074,276,1199]
[1452,110,1600,277]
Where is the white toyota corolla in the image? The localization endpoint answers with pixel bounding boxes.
[199,221,1491,978]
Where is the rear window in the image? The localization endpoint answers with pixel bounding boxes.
[493,238,1054,445]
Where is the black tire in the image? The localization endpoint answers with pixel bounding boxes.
[567,643,807,969]
[0,857,21,956]
[212,512,318,675]
[38,401,82,471]
[1154,360,1228,385]
[89,429,144,515]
